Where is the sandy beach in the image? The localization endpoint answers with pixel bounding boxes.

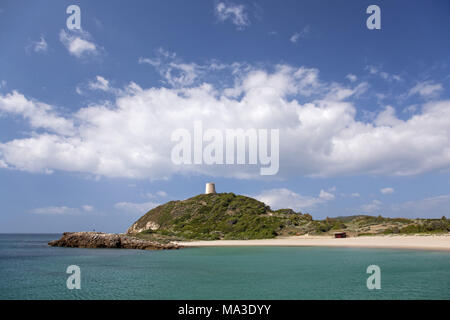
[176,234,450,251]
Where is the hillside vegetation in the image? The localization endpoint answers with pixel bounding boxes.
[127,193,449,241]
[127,193,312,240]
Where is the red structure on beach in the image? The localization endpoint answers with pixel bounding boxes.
[334,232,347,238]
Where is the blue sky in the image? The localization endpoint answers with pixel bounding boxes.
[0,0,449,233]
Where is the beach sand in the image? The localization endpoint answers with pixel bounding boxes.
[176,234,450,251]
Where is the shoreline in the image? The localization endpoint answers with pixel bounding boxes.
[175,234,450,251]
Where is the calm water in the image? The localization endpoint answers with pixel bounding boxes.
[0,234,449,300]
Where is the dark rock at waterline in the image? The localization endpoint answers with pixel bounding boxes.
[48,232,181,250]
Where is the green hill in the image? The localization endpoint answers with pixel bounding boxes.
[127,193,312,240]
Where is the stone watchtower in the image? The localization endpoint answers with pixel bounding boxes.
[205,183,216,194]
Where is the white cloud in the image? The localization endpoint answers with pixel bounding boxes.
[366,65,402,82]
[139,48,252,89]
[145,190,168,198]
[351,193,360,197]
[30,206,80,215]
[254,188,335,212]
[319,189,335,201]
[88,76,110,91]
[380,187,395,195]
[114,201,159,214]
[75,86,83,95]
[290,33,301,44]
[139,49,203,87]
[346,74,357,82]
[59,29,98,58]
[409,81,443,98]
[0,159,8,168]
[0,91,74,136]
[325,82,368,101]
[374,106,403,127]
[215,2,250,29]
[82,205,94,212]
[30,205,95,215]
[290,26,310,44]
[1,57,450,179]
[29,35,48,53]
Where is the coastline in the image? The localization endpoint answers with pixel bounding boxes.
[175,234,450,251]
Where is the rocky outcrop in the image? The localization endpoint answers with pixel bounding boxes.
[48,232,181,250]
[126,221,160,234]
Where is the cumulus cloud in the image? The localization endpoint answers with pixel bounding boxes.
[215,2,250,29]
[380,187,394,195]
[1,57,450,180]
[254,188,335,212]
[59,29,99,58]
[374,106,403,127]
[0,159,8,168]
[409,81,443,98]
[0,91,74,135]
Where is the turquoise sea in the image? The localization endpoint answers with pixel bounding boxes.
[0,234,449,300]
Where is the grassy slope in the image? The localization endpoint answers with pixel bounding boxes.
[129,193,450,241]
[130,193,312,240]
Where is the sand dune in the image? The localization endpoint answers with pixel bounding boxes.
[176,234,450,251]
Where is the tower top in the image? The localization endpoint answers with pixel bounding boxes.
[205,183,216,194]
